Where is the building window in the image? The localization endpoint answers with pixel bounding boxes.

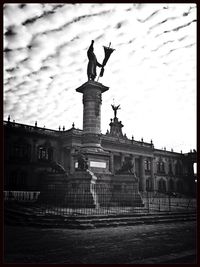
[158,179,166,193]
[10,143,31,161]
[38,147,48,160]
[146,178,151,191]
[161,162,165,173]
[157,161,165,174]
[145,160,151,173]
[168,162,173,175]
[175,162,182,176]
[38,146,53,162]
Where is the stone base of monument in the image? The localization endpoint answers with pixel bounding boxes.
[91,174,113,207]
[37,172,68,204]
[80,148,111,174]
[37,172,143,209]
[89,173,144,207]
[110,174,144,207]
[65,170,99,208]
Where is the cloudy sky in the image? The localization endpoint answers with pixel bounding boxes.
[3,3,196,153]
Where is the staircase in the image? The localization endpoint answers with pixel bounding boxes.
[4,203,196,229]
[70,211,196,229]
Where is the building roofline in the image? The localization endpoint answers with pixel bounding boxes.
[4,120,194,155]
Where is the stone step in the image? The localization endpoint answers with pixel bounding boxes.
[5,210,196,229]
[71,213,196,229]
[90,217,196,229]
[25,215,196,229]
[5,206,195,219]
[4,202,196,229]
[63,210,196,220]
[74,213,196,224]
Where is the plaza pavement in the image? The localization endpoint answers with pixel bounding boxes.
[4,221,196,264]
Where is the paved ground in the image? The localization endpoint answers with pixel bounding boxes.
[4,221,196,264]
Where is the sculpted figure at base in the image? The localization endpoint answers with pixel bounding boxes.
[77,152,88,170]
[116,158,134,174]
[87,40,102,81]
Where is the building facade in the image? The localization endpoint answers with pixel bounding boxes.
[4,112,196,196]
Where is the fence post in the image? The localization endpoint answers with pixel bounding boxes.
[147,191,150,213]
[187,198,191,209]
[168,193,171,212]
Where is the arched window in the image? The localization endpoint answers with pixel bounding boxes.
[168,179,174,192]
[177,180,183,193]
[146,178,151,191]
[158,179,166,193]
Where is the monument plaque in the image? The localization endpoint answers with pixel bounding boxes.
[90,161,106,168]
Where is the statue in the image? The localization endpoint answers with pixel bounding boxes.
[87,40,102,81]
[77,152,88,170]
[87,40,115,81]
[111,104,120,118]
[116,158,134,174]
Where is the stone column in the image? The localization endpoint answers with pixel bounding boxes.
[188,162,194,177]
[32,139,37,162]
[150,157,155,191]
[110,152,114,173]
[70,148,75,174]
[172,161,175,176]
[121,153,125,167]
[76,81,109,149]
[139,156,145,192]
[59,147,65,167]
[166,178,169,193]
[130,155,136,174]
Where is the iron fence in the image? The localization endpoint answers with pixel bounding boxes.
[4,185,196,217]
[140,191,196,213]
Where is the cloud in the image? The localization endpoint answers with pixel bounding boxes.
[3,3,196,153]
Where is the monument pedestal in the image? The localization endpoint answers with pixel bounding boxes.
[65,170,99,208]
[72,80,143,209]
[111,174,144,207]
[76,81,108,149]
[80,148,111,174]
[76,80,111,174]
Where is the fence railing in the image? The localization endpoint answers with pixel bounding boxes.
[140,191,196,213]
[4,191,40,202]
[4,186,196,216]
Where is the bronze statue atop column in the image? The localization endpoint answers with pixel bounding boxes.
[111,104,120,118]
[87,40,115,81]
[87,40,102,81]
